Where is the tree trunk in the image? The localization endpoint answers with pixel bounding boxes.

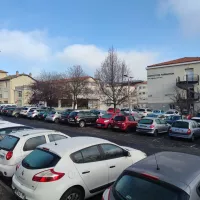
[114,103,116,113]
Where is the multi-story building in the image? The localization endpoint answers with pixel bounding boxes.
[0,70,35,106]
[147,57,200,112]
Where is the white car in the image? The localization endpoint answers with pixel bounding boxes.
[45,110,62,123]
[20,107,37,117]
[0,129,70,178]
[138,108,152,117]
[0,122,33,140]
[164,109,179,117]
[12,137,146,200]
[27,108,43,119]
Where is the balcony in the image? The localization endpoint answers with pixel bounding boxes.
[176,74,199,90]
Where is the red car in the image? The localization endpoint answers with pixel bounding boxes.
[107,108,120,113]
[96,113,116,129]
[112,115,137,132]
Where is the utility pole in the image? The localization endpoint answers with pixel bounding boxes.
[124,75,133,115]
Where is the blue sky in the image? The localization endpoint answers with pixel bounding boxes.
[0,0,199,79]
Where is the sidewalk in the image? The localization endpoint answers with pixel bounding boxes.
[0,180,15,200]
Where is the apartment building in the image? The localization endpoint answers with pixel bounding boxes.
[147,57,200,111]
[0,70,35,106]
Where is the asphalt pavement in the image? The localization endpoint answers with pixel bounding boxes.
[1,116,200,200]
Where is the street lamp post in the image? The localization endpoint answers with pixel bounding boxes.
[124,75,133,115]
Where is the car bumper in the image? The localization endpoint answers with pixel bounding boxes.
[96,123,108,128]
[12,175,62,200]
[169,133,192,139]
[136,128,154,134]
[0,163,16,177]
[60,118,68,123]
[45,117,55,122]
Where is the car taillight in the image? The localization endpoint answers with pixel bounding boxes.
[141,173,159,181]
[6,151,13,160]
[169,128,172,133]
[187,129,191,135]
[150,125,155,129]
[16,163,20,171]
[75,116,79,120]
[32,169,65,182]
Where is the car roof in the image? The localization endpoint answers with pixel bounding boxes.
[192,117,200,119]
[39,136,110,156]
[127,151,200,189]
[0,122,25,129]
[9,128,65,138]
[176,119,193,123]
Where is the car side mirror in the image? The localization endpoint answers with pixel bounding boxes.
[123,150,130,157]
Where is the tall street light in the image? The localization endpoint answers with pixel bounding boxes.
[124,75,133,115]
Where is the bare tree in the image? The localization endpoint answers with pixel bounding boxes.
[170,88,188,115]
[29,71,63,107]
[65,65,92,109]
[95,47,131,111]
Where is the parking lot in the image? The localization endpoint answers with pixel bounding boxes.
[1,116,200,200]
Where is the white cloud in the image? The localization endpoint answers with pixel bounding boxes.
[56,45,159,79]
[0,29,51,61]
[158,0,200,36]
[0,29,160,79]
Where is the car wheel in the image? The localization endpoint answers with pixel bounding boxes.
[55,118,59,124]
[79,121,85,128]
[153,129,158,137]
[61,187,84,200]
[107,124,112,129]
[191,135,195,142]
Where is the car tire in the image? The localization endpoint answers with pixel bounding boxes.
[55,118,59,124]
[191,135,195,142]
[60,187,84,200]
[153,129,158,137]
[79,120,85,128]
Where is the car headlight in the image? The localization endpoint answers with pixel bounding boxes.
[104,120,109,123]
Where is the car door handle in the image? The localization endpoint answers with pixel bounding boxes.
[82,171,90,174]
[109,166,116,168]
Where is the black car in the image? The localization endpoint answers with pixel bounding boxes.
[59,110,74,124]
[68,110,98,127]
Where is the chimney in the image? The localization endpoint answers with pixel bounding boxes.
[16,71,19,76]
[29,73,32,77]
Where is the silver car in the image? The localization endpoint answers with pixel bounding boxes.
[27,109,43,119]
[136,117,171,136]
[169,120,200,141]
[45,110,62,123]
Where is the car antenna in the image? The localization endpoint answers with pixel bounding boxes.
[154,154,160,170]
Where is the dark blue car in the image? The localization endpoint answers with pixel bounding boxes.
[165,115,182,125]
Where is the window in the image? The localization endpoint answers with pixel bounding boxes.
[147,109,152,112]
[114,174,189,200]
[0,94,2,98]
[18,91,22,98]
[81,146,101,163]
[139,93,141,95]
[128,116,135,121]
[155,119,161,124]
[172,121,189,129]
[139,119,153,124]
[143,86,146,89]
[191,121,197,128]
[48,134,68,142]
[23,136,46,151]
[139,86,141,89]
[160,120,167,124]
[101,144,124,159]
[114,116,126,121]
[0,135,19,151]
[22,149,60,170]
[71,151,84,163]
[143,92,145,95]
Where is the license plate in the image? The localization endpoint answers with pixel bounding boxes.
[97,124,101,126]
[70,118,74,121]
[114,126,119,128]
[15,189,25,199]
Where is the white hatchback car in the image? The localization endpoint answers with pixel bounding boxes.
[20,107,37,117]
[12,137,146,200]
[0,129,70,178]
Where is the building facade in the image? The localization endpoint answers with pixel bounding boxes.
[147,57,200,112]
[0,71,35,106]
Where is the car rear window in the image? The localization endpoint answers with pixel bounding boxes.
[114,116,125,121]
[166,111,174,114]
[172,121,189,129]
[69,112,78,117]
[192,118,200,123]
[113,174,189,200]
[139,119,153,124]
[0,135,19,151]
[22,149,60,170]
[139,109,145,112]
[108,108,114,111]
[102,114,113,119]
[22,108,28,111]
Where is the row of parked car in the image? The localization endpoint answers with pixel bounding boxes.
[0,117,199,200]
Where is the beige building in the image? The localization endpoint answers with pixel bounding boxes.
[147,57,200,111]
[0,70,35,106]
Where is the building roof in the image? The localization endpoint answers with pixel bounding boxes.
[128,151,200,187]
[0,70,8,73]
[148,57,200,68]
[0,74,33,81]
